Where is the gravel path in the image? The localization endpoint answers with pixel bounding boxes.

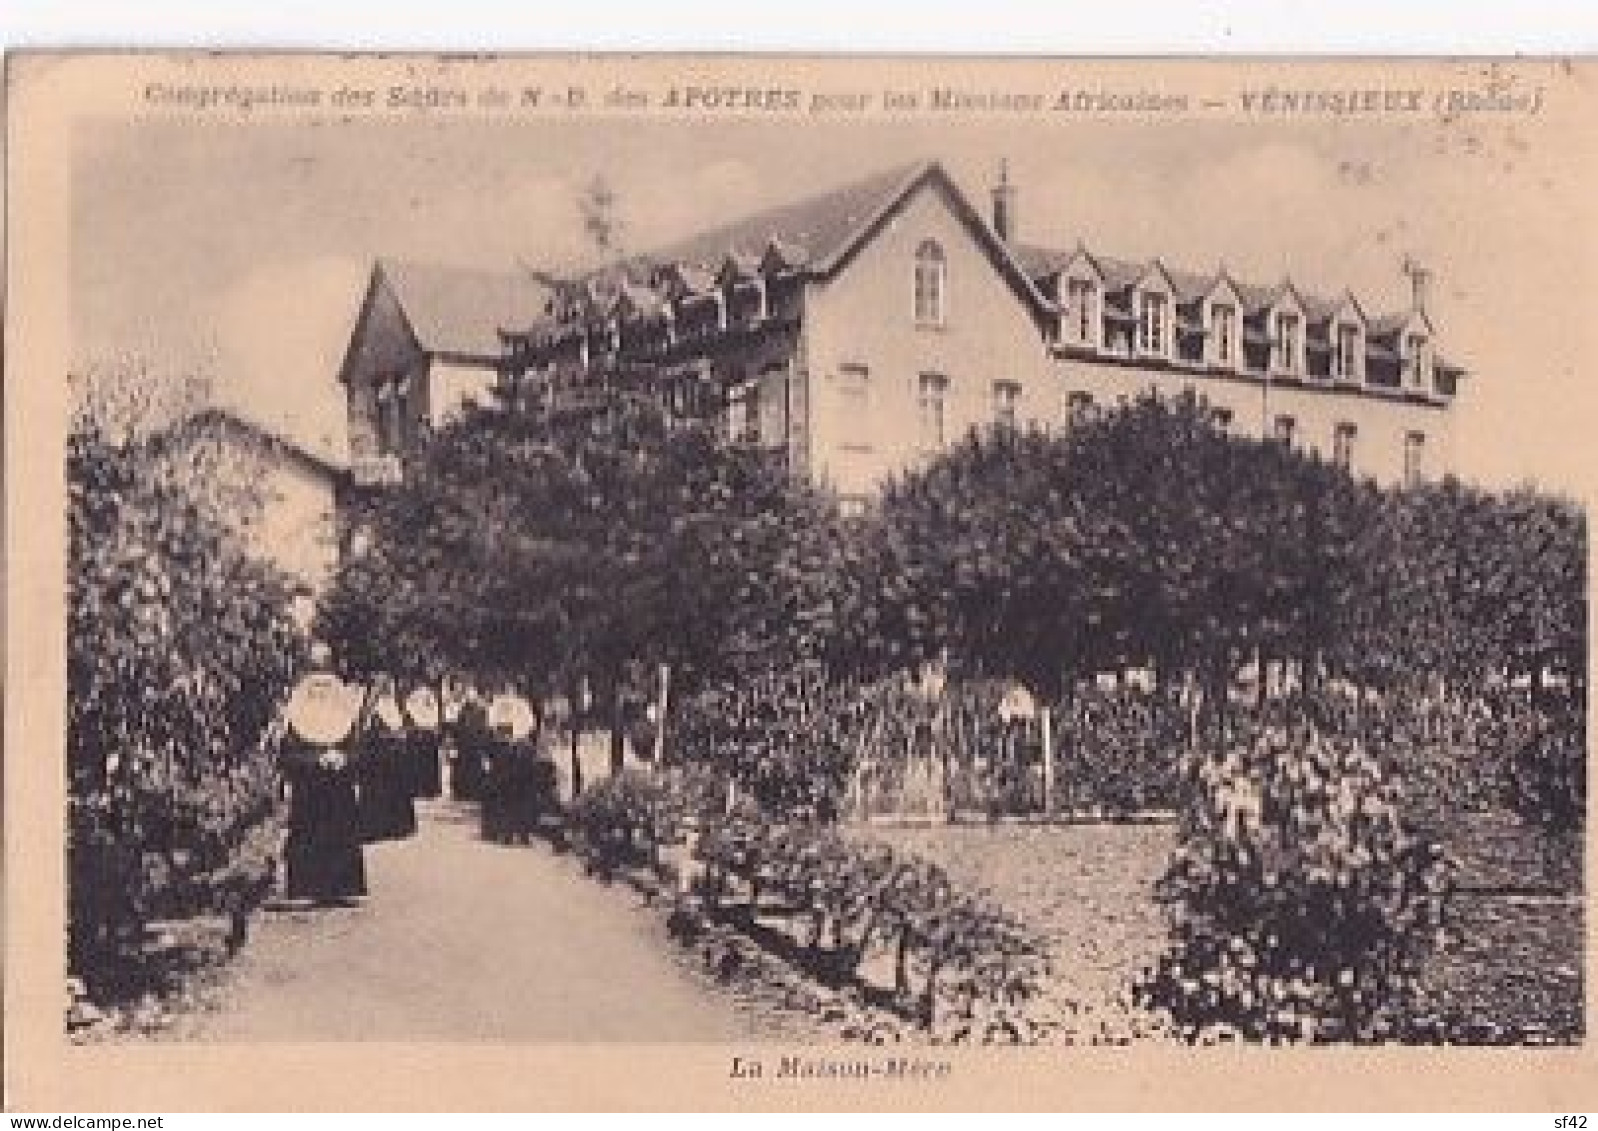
[199,801,767,1043]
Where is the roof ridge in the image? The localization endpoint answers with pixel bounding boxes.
[612,158,934,277]
[174,405,350,475]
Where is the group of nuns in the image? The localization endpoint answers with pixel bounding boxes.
[450,689,560,845]
[275,644,558,906]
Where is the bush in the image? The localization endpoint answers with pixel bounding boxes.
[1055,687,1188,816]
[1136,707,1451,1043]
[1499,696,1586,835]
[668,667,865,821]
[68,417,298,997]
[568,764,720,877]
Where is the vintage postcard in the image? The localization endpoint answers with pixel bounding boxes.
[5,52,1596,1111]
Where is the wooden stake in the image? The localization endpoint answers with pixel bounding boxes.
[1040,705,1055,817]
[653,662,671,763]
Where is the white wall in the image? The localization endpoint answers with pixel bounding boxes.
[248,456,342,593]
[802,183,1055,498]
[428,360,499,427]
[173,429,342,594]
[1058,359,1456,486]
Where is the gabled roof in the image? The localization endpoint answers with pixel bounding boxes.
[1130,258,1182,296]
[654,262,717,301]
[1016,242,1419,337]
[1370,308,1434,338]
[162,406,350,478]
[613,279,667,320]
[377,259,554,358]
[514,160,1051,337]
[761,237,812,273]
[1094,253,1149,293]
[1166,266,1219,304]
[715,250,763,284]
[1013,242,1082,280]
[1316,290,1369,327]
[634,160,928,278]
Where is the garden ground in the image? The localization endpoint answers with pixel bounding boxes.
[871,816,1584,1044]
[77,799,1581,1044]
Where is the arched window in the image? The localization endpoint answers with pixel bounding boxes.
[913,239,947,327]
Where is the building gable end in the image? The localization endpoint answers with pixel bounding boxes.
[816,164,1053,327]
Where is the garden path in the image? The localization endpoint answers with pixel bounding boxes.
[201,800,757,1042]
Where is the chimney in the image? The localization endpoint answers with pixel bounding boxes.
[991,159,1017,244]
[1404,257,1432,317]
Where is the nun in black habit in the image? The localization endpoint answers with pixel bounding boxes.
[404,685,444,799]
[358,678,419,844]
[278,645,368,905]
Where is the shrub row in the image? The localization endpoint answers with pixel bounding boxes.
[567,769,1051,1040]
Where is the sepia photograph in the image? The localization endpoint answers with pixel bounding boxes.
[6,51,1595,1110]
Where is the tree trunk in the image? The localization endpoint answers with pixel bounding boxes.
[608,678,627,777]
[568,678,585,799]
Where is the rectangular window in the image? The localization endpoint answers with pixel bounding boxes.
[918,372,949,450]
[1273,312,1302,372]
[993,380,1022,429]
[1335,324,1361,380]
[377,379,405,455]
[1138,291,1168,356]
[1404,333,1429,389]
[1211,303,1236,366]
[1066,278,1097,345]
[1333,421,1357,470]
[1065,390,1095,427]
[837,363,871,449]
[724,380,762,444]
[1273,414,1297,446]
[913,242,947,327]
[1404,431,1426,486]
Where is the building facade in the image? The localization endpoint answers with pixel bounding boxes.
[158,408,350,595]
[337,258,555,485]
[344,160,1466,501]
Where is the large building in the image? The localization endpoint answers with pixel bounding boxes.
[342,159,1466,502]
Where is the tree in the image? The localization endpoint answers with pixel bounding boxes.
[320,387,843,774]
[68,403,299,995]
[578,174,625,259]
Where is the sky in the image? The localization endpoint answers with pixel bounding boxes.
[72,104,1595,495]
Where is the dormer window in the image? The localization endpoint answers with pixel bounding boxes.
[1403,332,1430,390]
[913,239,947,327]
[1065,277,1099,347]
[1210,303,1237,367]
[1272,311,1303,373]
[1137,291,1169,357]
[1334,323,1363,381]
